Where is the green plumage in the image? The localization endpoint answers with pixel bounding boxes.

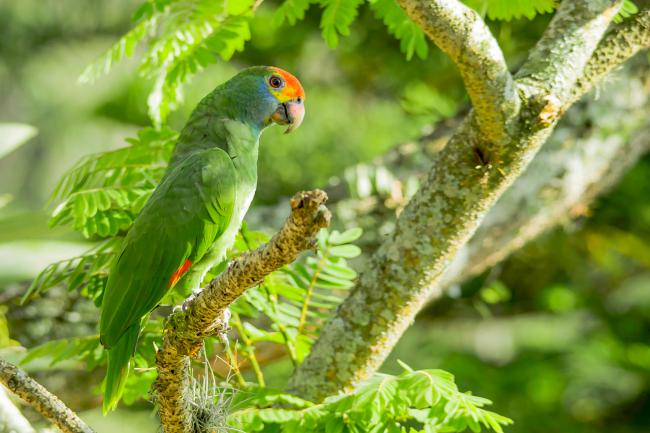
[99,66,301,413]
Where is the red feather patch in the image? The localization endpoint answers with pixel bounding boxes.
[168,259,192,288]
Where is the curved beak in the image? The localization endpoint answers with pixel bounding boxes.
[271,99,305,134]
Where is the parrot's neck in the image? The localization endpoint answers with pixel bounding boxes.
[170,113,261,168]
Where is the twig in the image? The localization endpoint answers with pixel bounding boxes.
[0,358,95,433]
[155,190,330,433]
[396,0,519,143]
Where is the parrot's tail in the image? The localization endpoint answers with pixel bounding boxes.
[103,325,139,414]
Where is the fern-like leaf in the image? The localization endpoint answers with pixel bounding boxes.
[49,127,177,238]
[319,0,364,48]
[23,239,119,303]
[369,0,429,60]
[614,0,639,23]
[462,0,555,21]
[229,363,514,432]
[274,0,314,26]
[79,15,158,84]
[229,227,361,367]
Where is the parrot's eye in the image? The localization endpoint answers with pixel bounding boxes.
[269,75,284,89]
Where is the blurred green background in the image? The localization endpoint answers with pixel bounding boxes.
[1,0,648,432]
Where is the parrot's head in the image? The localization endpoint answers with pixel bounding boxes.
[221,66,305,134]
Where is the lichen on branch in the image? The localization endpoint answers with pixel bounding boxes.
[0,358,95,433]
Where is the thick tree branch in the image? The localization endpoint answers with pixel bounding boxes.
[568,8,650,107]
[155,190,330,433]
[0,358,94,433]
[288,0,623,402]
[396,0,519,143]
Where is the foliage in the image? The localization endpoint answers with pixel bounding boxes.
[80,0,254,126]
[229,363,513,433]
[47,127,177,239]
[20,335,104,370]
[615,0,639,23]
[22,239,118,304]
[369,0,428,60]
[227,226,360,380]
[0,306,20,348]
[461,0,556,21]
[78,0,622,126]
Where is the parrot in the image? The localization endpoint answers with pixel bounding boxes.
[99,66,305,413]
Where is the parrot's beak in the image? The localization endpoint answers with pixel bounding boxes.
[271,99,304,134]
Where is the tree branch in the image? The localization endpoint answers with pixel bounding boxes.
[155,190,330,433]
[0,358,95,433]
[516,0,623,104]
[288,0,623,402]
[567,8,650,107]
[396,0,519,143]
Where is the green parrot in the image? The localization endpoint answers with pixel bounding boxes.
[99,66,305,413]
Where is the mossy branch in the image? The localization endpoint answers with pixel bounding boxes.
[155,190,331,433]
[0,358,95,433]
[395,0,519,143]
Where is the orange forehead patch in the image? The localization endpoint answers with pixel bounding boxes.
[272,67,305,101]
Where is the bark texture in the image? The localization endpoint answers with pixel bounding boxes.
[287,0,634,402]
[155,190,330,433]
[0,358,94,433]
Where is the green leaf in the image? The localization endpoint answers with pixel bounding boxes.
[274,0,314,26]
[229,367,512,433]
[462,0,555,21]
[369,0,428,60]
[328,227,363,244]
[329,244,362,258]
[79,15,158,83]
[23,239,118,302]
[20,336,102,368]
[614,0,638,23]
[319,0,364,48]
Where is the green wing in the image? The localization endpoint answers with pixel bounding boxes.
[99,147,237,348]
